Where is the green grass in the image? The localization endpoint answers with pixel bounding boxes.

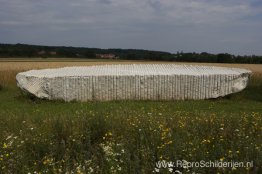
[0,75,262,173]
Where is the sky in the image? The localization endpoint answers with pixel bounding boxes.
[0,0,262,55]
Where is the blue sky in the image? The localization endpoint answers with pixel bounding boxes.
[0,0,262,55]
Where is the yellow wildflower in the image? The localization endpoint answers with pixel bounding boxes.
[166,140,173,145]
[3,143,7,149]
[219,157,225,161]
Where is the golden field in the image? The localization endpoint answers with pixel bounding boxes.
[1,59,262,73]
[1,59,262,87]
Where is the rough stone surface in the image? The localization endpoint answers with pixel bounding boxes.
[16,64,251,101]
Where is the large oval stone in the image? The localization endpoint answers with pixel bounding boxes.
[16,64,251,101]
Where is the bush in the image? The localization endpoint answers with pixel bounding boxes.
[0,84,3,91]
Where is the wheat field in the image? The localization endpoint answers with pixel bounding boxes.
[1,59,262,86]
[1,60,262,72]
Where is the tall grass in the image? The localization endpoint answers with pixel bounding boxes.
[0,70,22,87]
[0,66,261,173]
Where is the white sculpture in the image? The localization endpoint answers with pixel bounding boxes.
[16,64,251,101]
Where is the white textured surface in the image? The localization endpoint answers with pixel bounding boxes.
[16,64,251,101]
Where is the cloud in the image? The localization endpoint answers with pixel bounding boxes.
[0,0,261,55]
[1,0,253,26]
[0,0,258,26]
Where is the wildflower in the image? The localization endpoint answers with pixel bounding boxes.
[202,139,211,144]
[219,157,225,161]
[6,135,13,140]
[43,158,53,165]
[166,140,173,145]
[3,143,8,149]
[88,167,94,173]
[164,128,171,132]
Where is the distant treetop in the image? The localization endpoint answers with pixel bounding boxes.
[0,43,261,64]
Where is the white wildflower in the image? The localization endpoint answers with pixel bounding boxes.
[88,167,94,173]
[6,135,13,140]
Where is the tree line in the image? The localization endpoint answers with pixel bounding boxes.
[0,43,261,64]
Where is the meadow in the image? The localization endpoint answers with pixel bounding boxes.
[0,60,262,174]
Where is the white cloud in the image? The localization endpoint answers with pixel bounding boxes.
[0,0,258,26]
[0,0,261,55]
